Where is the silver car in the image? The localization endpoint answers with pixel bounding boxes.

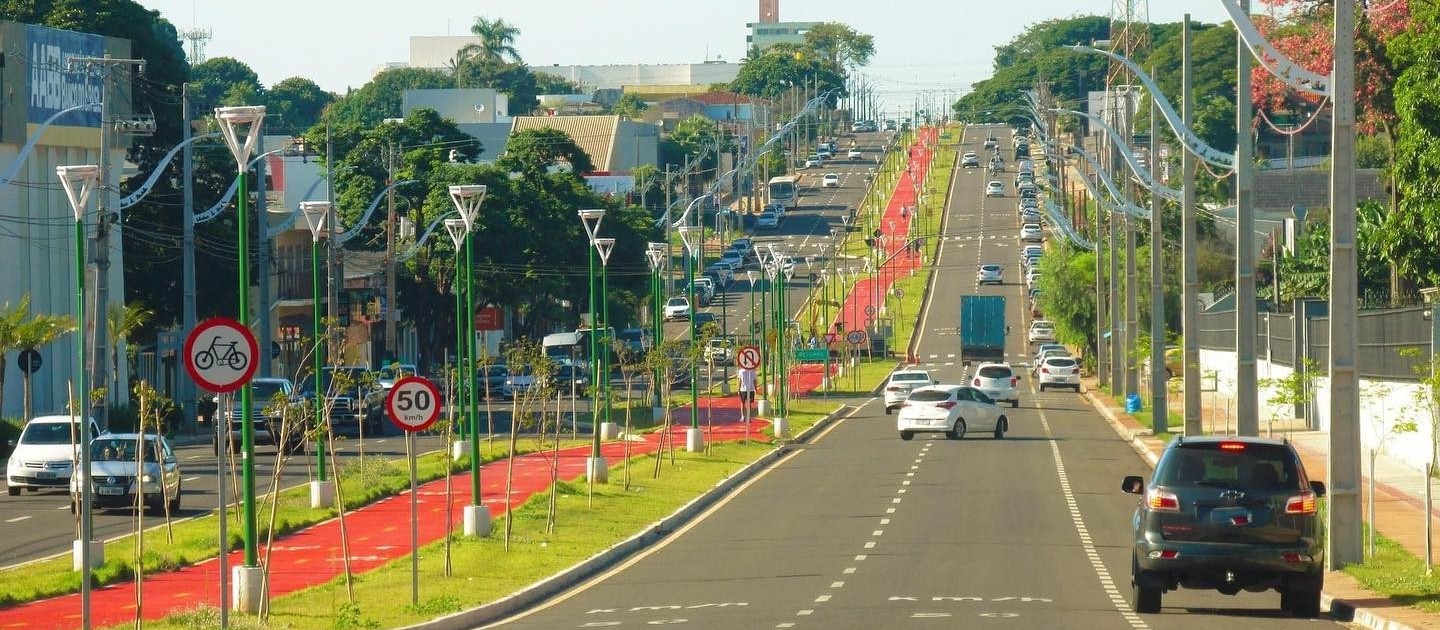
[976,264,1003,285]
[883,369,937,414]
[72,433,181,515]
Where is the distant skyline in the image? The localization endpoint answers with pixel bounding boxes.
[135,0,1235,115]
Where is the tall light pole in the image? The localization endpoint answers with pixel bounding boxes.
[578,209,611,477]
[678,225,704,452]
[214,104,266,613]
[754,247,773,417]
[56,164,99,630]
[594,236,617,448]
[647,243,668,421]
[769,244,793,438]
[1234,0,1259,436]
[1148,73,1167,435]
[1328,0,1361,569]
[299,201,335,509]
[1181,14,1202,436]
[448,185,490,537]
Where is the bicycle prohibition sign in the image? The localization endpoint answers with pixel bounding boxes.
[183,317,259,393]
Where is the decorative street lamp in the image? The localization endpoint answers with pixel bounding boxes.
[298,201,335,509]
[56,164,99,628]
[443,218,472,459]
[593,236,617,446]
[578,209,609,478]
[646,242,668,421]
[447,184,490,537]
[677,225,704,452]
[768,244,794,438]
[214,104,266,613]
[753,247,772,417]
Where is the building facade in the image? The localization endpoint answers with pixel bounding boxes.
[746,21,818,52]
[530,63,742,91]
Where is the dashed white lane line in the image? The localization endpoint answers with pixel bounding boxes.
[1035,399,1150,629]
[6,516,31,523]
[830,581,846,588]
[815,595,832,603]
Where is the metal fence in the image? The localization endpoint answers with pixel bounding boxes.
[1198,304,1431,381]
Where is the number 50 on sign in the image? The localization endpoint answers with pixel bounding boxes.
[385,376,442,432]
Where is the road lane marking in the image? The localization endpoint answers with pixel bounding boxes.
[6,516,31,523]
[815,595,832,603]
[182,476,200,482]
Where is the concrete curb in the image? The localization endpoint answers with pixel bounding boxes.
[1078,389,1422,630]
[400,405,856,630]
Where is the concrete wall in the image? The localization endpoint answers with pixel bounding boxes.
[402,88,512,123]
[1199,348,1433,473]
[530,63,742,91]
[1252,168,1386,214]
[612,121,660,174]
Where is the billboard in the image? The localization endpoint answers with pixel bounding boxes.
[26,24,104,127]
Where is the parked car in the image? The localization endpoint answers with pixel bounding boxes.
[730,237,754,257]
[971,363,1021,408]
[477,363,511,399]
[664,297,691,321]
[985,181,1005,197]
[1123,437,1326,616]
[299,366,386,437]
[1028,320,1057,344]
[549,364,590,397]
[1021,223,1044,242]
[803,156,821,169]
[6,415,102,495]
[1032,343,1067,364]
[1032,348,1074,376]
[704,338,735,364]
[1037,356,1081,391]
[376,363,418,391]
[976,263,1003,285]
[719,250,747,270]
[882,369,937,415]
[705,263,734,286]
[896,385,1009,440]
[71,433,181,515]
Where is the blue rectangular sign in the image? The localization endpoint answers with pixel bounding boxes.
[26,24,104,127]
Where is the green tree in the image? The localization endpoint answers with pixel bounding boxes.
[729,47,846,103]
[610,93,649,120]
[498,127,596,177]
[1383,0,1440,292]
[265,77,335,136]
[1035,244,1098,361]
[533,72,583,96]
[461,16,523,64]
[663,115,720,170]
[0,296,76,419]
[190,57,263,117]
[323,67,454,128]
[106,302,153,405]
[803,22,875,69]
[455,58,541,116]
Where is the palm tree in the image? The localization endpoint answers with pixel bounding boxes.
[0,295,77,419]
[461,16,523,65]
[106,302,153,407]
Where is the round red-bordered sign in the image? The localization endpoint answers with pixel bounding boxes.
[385,376,442,433]
[736,345,761,370]
[183,317,258,393]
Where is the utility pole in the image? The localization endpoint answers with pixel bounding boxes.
[1092,149,1109,390]
[1182,14,1202,436]
[326,118,339,362]
[1329,0,1362,569]
[182,84,197,433]
[1235,0,1259,435]
[385,142,398,361]
[70,55,145,428]
[1149,66,1166,434]
[256,135,272,378]
[1125,91,1140,400]
[1108,91,1123,392]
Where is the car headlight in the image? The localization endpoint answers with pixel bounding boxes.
[142,474,154,483]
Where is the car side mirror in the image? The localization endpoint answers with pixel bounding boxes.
[1122,475,1145,494]
[1309,481,1327,498]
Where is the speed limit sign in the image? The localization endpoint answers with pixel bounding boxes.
[385,376,441,432]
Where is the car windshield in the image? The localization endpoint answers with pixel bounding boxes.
[252,381,288,400]
[891,372,931,382]
[19,421,83,445]
[980,265,1000,272]
[667,298,687,306]
[907,389,952,402]
[977,366,1012,378]
[1155,443,1303,490]
[91,437,161,462]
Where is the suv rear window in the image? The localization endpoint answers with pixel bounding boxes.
[977,366,1012,378]
[1156,442,1304,491]
[908,389,952,402]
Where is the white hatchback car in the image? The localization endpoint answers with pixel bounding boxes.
[821,173,841,188]
[1020,223,1044,242]
[897,385,1008,440]
[847,148,864,160]
[663,297,691,321]
[1037,355,1082,392]
[1028,320,1057,343]
[976,264,1003,285]
[883,369,936,414]
[971,363,1021,408]
[7,415,101,495]
[985,181,1005,197]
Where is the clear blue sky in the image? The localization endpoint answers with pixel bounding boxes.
[136,0,1233,114]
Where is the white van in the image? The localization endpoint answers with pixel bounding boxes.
[6,415,102,496]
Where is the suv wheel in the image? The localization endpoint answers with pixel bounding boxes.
[1132,579,1162,614]
[1282,575,1322,618]
[947,419,967,440]
[7,487,18,497]
[993,417,1008,440]
[900,430,913,441]
[884,405,892,416]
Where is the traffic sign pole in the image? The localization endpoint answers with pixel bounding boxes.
[384,374,442,605]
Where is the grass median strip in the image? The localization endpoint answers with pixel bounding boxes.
[1345,530,1440,613]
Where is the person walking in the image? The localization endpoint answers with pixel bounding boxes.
[738,366,757,421]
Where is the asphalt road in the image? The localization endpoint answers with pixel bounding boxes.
[0,432,450,567]
[478,126,1353,630]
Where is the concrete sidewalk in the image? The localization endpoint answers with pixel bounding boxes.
[1082,379,1440,630]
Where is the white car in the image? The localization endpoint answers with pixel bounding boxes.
[1026,271,1042,290]
[7,415,103,496]
[976,263,1003,285]
[847,148,863,160]
[704,339,734,364]
[1020,223,1044,242]
[1020,245,1043,260]
[663,297,691,321]
[756,211,780,230]
[896,385,1008,440]
[804,157,821,169]
[985,181,1005,197]
[719,251,746,270]
[961,152,980,168]
[1028,320,1057,343]
[971,363,1021,408]
[1033,348,1074,375]
[72,433,181,515]
[821,173,841,188]
[1033,343,1067,364]
[1037,355,1082,392]
[883,369,936,414]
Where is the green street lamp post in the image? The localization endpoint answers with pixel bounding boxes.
[56,164,99,629]
[768,245,793,437]
[298,201,335,509]
[448,185,491,537]
[678,225,704,452]
[215,105,266,614]
[754,248,772,417]
[442,218,472,452]
[646,243,668,421]
[578,209,610,480]
[594,236,617,439]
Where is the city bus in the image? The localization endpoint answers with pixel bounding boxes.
[767,176,800,210]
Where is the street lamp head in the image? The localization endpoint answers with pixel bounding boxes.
[214,105,267,172]
[594,237,617,266]
[448,185,487,231]
[645,242,668,271]
[677,225,702,257]
[299,201,330,242]
[55,165,99,222]
[578,208,606,242]
[746,270,757,285]
[1290,204,1309,222]
[443,218,468,250]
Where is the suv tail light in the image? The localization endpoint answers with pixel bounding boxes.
[1010,376,1018,387]
[1146,488,1180,512]
[972,378,981,386]
[1041,367,1050,374]
[1285,491,1317,515]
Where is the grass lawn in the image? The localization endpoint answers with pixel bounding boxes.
[1345,531,1440,613]
[1100,387,1184,431]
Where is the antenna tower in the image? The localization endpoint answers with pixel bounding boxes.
[1107,0,1150,87]
[181,27,212,65]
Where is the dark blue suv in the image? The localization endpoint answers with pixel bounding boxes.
[1122,436,1327,617]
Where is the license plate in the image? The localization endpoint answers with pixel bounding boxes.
[36,471,55,480]
[98,486,124,496]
